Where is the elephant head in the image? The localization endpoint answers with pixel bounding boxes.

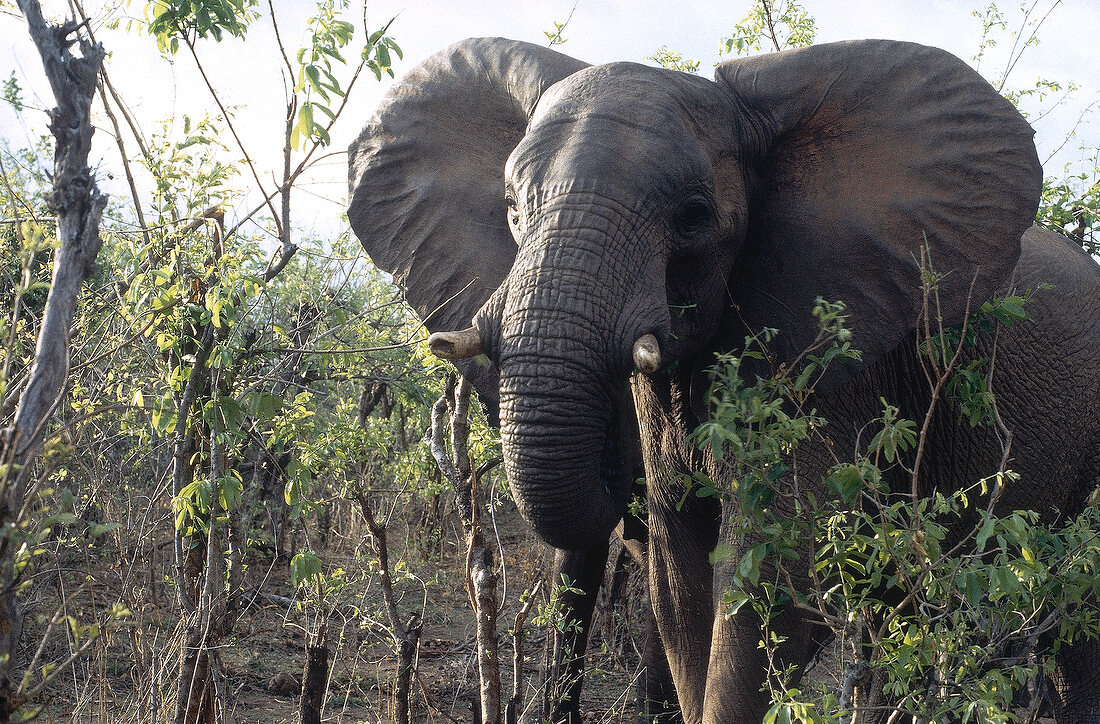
[348,37,1041,551]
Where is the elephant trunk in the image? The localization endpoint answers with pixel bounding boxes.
[497,358,630,550]
[478,204,661,551]
[484,238,642,547]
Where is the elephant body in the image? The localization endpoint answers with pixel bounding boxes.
[549,519,679,724]
[349,37,1100,723]
[641,226,1100,721]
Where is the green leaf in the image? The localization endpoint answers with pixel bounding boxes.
[88,522,122,538]
[826,464,864,505]
[303,64,329,102]
[290,551,322,587]
[723,589,751,617]
[976,516,996,551]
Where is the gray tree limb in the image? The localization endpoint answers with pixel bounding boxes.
[9,0,106,474]
[0,3,105,721]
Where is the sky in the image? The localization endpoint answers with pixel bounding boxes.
[0,0,1097,242]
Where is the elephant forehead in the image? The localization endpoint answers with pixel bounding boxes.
[508,112,713,200]
[512,64,733,197]
[533,61,722,128]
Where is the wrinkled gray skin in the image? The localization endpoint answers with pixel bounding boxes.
[349,38,1100,724]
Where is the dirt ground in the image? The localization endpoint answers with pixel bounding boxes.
[24,489,1059,723]
[225,497,650,724]
[26,491,649,723]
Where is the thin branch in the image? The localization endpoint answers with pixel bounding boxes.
[1042,96,1100,165]
[266,0,295,79]
[761,0,782,52]
[67,0,149,248]
[182,35,283,241]
[996,0,1061,91]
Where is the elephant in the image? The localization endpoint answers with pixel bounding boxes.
[347,36,1100,724]
[546,512,679,723]
[346,38,680,722]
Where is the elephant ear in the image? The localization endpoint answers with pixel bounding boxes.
[348,38,589,415]
[715,39,1041,368]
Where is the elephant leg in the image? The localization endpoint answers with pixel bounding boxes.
[635,600,682,723]
[647,493,722,724]
[1050,636,1100,724]
[700,603,772,723]
[619,516,682,724]
[547,542,609,724]
[702,511,827,724]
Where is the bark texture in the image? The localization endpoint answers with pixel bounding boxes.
[0,3,105,720]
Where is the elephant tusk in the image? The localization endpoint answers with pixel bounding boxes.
[633,334,661,374]
[428,327,483,360]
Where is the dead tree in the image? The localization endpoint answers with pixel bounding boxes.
[0,3,105,720]
[429,376,504,724]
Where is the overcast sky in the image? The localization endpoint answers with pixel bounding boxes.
[1,0,1096,240]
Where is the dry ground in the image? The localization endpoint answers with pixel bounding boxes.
[23,492,650,723]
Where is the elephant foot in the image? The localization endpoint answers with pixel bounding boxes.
[550,710,581,724]
[633,706,682,724]
[633,673,682,724]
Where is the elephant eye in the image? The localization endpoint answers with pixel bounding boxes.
[506,196,521,229]
[672,197,712,237]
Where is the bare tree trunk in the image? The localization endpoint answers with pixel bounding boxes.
[394,611,422,724]
[300,629,328,724]
[175,627,215,724]
[167,211,254,724]
[175,430,230,724]
[354,384,422,724]
[469,523,501,724]
[429,377,505,724]
[356,492,422,724]
[0,3,105,719]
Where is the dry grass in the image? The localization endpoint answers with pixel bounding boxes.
[18,488,652,724]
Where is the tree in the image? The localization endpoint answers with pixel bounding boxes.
[0,2,110,720]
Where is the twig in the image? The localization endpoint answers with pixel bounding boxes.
[182,35,283,241]
[507,580,543,724]
[761,0,782,52]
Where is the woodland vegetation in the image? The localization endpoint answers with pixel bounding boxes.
[0,1,1097,722]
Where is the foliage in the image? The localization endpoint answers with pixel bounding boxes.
[292,1,386,148]
[696,293,1100,722]
[692,299,859,482]
[535,574,586,636]
[544,21,568,46]
[2,71,21,113]
[362,19,403,81]
[647,47,700,74]
[144,115,237,216]
[144,0,258,54]
[970,2,1100,253]
[719,0,816,56]
[1038,169,1100,255]
[0,1,460,719]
